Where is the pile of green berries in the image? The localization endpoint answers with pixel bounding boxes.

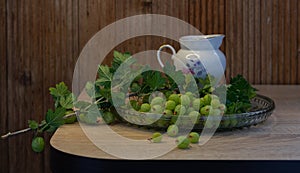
[149,128,200,150]
[126,91,226,129]
[137,92,225,115]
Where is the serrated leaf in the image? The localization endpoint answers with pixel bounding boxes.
[82,104,102,124]
[99,88,111,100]
[95,78,110,88]
[163,62,185,86]
[49,88,59,98]
[74,101,92,110]
[111,92,126,107]
[111,57,145,90]
[225,74,257,114]
[97,65,112,88]
[49,82,70,98]
[45,107,66,131]
[28,120,39,130]
[85,81,97,98]
[123,52,132,59]
[59,93,74,109]
[86,104,100,117]
[111,51,131,72]
[143,71,166,90]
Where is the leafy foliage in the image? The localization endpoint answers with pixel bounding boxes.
[28,120,39,130]
[225,74,257,114]
[111,50,132,73]
[49,82,72,108]
[45,107,66,132]
[97,65,113,88]
[162,62,185,90]
[142,70,166,91]
[59,93,75,109]
[7,50,259,154]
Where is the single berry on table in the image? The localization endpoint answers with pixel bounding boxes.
[188,132,200,143]
[167,124,179,137]
[149,132,163,143]
[176,136,190,149]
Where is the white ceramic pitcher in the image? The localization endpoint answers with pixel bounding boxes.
[157,34,226,85]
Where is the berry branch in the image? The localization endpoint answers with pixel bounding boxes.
[1,112,77,139]
[0,50,258,153]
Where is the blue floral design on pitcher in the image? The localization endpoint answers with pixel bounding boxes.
[185,55,206,79]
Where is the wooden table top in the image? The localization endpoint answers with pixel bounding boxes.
[50,85,300,160]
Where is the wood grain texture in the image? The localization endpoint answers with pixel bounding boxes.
[4,1,79,173]
[1,0,300,173]
[50,85,300,160]
[79,0,115,52]
[278,0,285,84]
[284,0,291,84]
[0,0,8,172]
[189,0,225,47]
[298,0,300,83]
[271,0,279,84]
[115,0,148,54]
[149,0,189,61]
[225,0,233,83]
[290,0,298,84]
[225,0,300,83]
[6,1,43,172]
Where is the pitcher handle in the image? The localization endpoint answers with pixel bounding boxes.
[157,44,176,68]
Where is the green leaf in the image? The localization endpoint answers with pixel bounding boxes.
[46,126,57,133]
[111,51,131,72]
[143,70,166,90]
[86,104,101,118]
[111,92,126,107]
[80,104,102,124]
[111,57,147,92]
[225,74,257,114]
[49,82,72,108]
[96,65,112,88]
[214,85,227,103]
[74,101,92,110]
[183,73,198,93]
[28,120,39,130]
[45,107,66,132]
[163,62,185,86]
[85,81,94,97]
[123,52,132,59]
[49,82,71,98]
[99,88,111,100]
[59,93,75,109]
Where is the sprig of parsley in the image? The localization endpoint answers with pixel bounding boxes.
[225,74,257,114]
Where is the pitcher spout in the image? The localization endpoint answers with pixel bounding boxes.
[205,34,225,49]
[179,34,225,50]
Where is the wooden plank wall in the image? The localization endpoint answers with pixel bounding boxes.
[0,0,8,173]
[225,0,299,84]
[0,0,299,172]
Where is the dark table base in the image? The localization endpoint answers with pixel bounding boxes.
[51,146,300,173]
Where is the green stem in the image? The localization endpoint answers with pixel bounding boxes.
[1,128,32,139]
[1,112,77,139]
[38,125,48,134]
[81,97,106,111]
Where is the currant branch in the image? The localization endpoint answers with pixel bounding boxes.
[1,112,77,139]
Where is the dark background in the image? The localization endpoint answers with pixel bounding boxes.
[0,0,299,172]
